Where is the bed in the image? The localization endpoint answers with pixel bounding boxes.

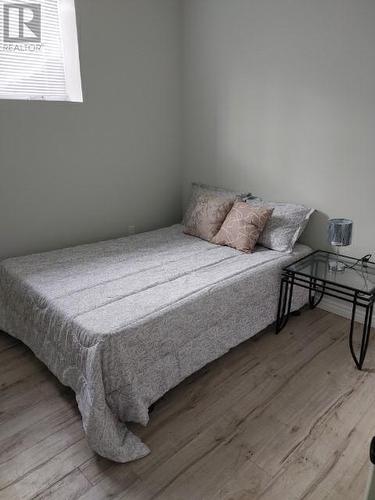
[0,224,310,463]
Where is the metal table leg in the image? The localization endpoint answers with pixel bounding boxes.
[276,273,294,334]
[349,294,374,370]
[309,278,326,309]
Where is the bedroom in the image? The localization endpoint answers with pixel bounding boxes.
[0,0,374,499]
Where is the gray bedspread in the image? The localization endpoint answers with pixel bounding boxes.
[0,225,310,462]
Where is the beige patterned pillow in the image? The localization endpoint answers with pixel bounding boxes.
[183,192,235,242]
[212,202,274,253]
[183,182,247,226]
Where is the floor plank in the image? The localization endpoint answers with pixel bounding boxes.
[0,331,18,353]
[34,469,91,500]
[0,397,79,465]
[0,309,374,500]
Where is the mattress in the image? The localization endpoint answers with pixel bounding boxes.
[0,224,311,463]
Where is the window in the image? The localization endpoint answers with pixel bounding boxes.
[0,0,82,101]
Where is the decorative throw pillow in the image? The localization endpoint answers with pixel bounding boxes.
[212,202,274,253]
[183,191,235,242]
[183,182,251,226]
[246,198,314,253]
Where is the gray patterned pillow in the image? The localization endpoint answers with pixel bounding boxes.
[246,198,314,253]
[183,182,251,226]
[183,191,235,242]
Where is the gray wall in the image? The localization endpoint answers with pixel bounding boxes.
[2,0,375,260]
[0,0,182,258]
[183,0,375,257]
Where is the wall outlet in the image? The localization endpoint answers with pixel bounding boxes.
[128,225,136,235]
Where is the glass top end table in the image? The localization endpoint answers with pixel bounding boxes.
[276,250,375,370]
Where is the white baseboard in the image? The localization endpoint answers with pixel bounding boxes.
[318,296,374,325]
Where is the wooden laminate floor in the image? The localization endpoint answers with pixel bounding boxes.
[1,308,375,500]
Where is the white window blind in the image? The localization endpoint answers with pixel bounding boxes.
[0,0,82,101]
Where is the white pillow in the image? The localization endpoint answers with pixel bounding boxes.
[246,198,314,253]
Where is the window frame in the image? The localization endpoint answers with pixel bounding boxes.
[59,0,82,102]
[0,0,83,102]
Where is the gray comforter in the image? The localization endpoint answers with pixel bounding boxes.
[0,225,310,462]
